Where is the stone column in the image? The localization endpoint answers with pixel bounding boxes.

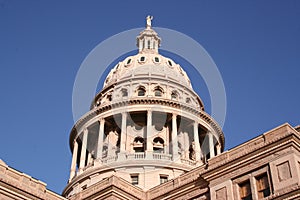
[120,112,127,152]
[139,40,142,52]
[193,121,201,161]
[79,129,88,173]
[150,38,153,49]
[146,110,153,159]
[87,152,92,165]
[172,114,179,161]
[96,119,105,160]
[208,132,215,158]
[216,143,221,155]
[118,112,127,161]
[69,140,78,181]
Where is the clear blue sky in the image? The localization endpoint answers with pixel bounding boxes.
[0,0,299,194]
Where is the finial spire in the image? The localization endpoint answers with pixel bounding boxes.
[146,15,153,28]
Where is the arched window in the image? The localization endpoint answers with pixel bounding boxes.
[126,58,132,65]
[137,87,146,96]
[148,40,151,49]
[96,101,100,106]
[107,94,112,101]
[154,87,163,97]
[140,56,145,62]
[133,137,145,152]
[121,89,128,97]
[186,97,191,104]
[171,91,178,100]
[153,137,164,153]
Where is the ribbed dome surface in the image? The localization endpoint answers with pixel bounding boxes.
[104,52,192,89]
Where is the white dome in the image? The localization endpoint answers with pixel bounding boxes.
[104,52,192,89]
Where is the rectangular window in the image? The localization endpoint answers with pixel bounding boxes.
[131,174,139,185]
[256,173,270,198]
[239,180,252,200]
[160,175,168,184]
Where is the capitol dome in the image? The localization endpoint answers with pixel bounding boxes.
[92,25,203,110]
[103,47,192,89]
[63,17,224,198]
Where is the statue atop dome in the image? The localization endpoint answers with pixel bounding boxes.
[137,15,160,53]
[146,15,153,28]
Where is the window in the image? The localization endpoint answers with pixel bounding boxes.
[153,137,164,153]
[131,175,139,185]
[133,137,144,152]
[154,88,163,97]
[137,87,146,96]
[186,97,191,104]
[154,57,160,63]
[148,40,151,49]
[168,60,172,66]
[160,175,168,184]
[126,58,132,65]
[234,167,271,200]
[140,56,145,62]
[121,89,128,97]
[239,180,252,200]
[107,94,112,101]
[96,101,100,106]
[171,92,178,100]
[256,173,270,198]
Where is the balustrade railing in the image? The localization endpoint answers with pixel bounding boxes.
[127,152,145,159]
[97,153,195,166]
[153,153,172,160]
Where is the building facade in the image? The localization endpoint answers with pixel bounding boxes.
[1,18,300,200]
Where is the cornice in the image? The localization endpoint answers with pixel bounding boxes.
[66,175,145,200]
[201,123,300,181]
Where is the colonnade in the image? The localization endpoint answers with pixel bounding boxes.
[69,111,220,181]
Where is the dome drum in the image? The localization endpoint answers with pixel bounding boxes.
[92,75,205,110]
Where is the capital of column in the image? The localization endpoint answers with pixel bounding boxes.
[99,118,105,124]
[72,139,77,147]
[147,109,152,115]
[83,128,88,134]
